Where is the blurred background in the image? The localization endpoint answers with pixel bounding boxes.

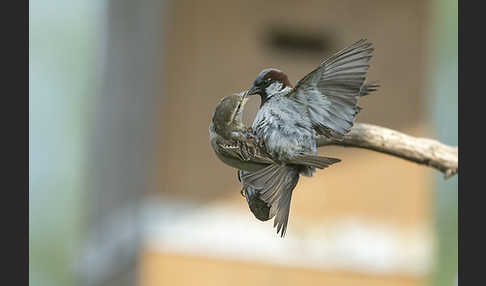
[29,0,457,285]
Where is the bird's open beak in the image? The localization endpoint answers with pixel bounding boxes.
[237,90,249,99]
[247,84,262,96]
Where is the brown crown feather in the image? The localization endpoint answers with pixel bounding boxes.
[263,70,293,89]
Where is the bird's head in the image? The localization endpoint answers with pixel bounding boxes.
[247,68,293,103]
[211,91,249,139]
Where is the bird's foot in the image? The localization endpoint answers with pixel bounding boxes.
[240,185,248,198]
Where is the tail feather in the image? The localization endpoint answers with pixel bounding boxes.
[239,170,273,222]
[241,164,300,237]
[273,173,298,236]
[240,155,340,237]
[288,155,341,169]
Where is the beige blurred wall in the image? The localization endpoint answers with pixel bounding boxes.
[146,0,433,285]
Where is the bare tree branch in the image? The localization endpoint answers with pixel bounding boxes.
[316,123,458,179]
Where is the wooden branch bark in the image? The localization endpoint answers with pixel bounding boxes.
[316,123,458,179]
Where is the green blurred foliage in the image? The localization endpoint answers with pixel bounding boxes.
[29,1,103,285]
[426,0,458,285]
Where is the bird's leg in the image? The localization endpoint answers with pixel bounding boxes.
[237,140,251,161]
[232,129,258,160]
[232,128,271,161]
[242,128,269,153]
[245,130,271,157]
[257,136,270,156]
[240,184,248,198]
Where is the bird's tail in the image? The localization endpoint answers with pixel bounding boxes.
[238,170,272,222]
[240,155,339,237]
[241,164,299,237]
[288,154,341,169]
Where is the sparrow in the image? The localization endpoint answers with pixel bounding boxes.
[209,91,269,173]
[209,92,276,221]
[241,39,378,237]
[209,92,339,224]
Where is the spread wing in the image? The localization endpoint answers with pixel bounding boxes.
[289,39,378,138]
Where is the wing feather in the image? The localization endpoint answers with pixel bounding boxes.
[290,39,378,138]
[216,135,274,166]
